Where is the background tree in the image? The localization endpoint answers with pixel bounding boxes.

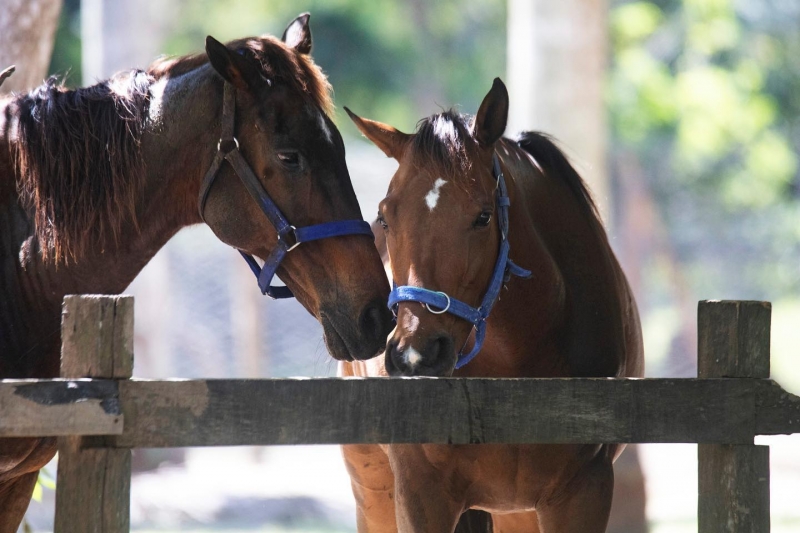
[0,0,62,93]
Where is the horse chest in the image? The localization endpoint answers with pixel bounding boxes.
[388,442,605,510]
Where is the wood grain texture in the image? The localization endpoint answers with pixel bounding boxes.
[61,295,134,379]
[77,377,771,448]
[697,299,771,533]
[698,444,770,533]
[0,379,121,437]
[54,437,131,533]
[0,378,800,446]
[55,295,132,533]
[755,379,800,436]
[698,300,770,378]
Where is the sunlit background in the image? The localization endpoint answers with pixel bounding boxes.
[5,0,799,531]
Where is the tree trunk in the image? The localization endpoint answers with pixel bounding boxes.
[0,0,63,94]
[507,2,648,531]
[81,0,177,84]
[506,0,610,225]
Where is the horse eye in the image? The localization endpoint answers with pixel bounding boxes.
[277,151,301,169]
[377,214,388,230]
[474,211,492,228]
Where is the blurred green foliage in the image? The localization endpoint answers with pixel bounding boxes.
[610,0,800,301]
[48,0,81,84]
[161,0,506,136]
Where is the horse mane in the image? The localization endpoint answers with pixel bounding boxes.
[13,36,333,264]
[14,70,153,263]
[515,131,601,223]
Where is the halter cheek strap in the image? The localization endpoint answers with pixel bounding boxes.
[388,153,532,368]
[198,82,374,299]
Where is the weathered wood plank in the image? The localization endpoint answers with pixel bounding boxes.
[55,295,133,533]
[4,376,798,442]
[61,295,134,378]
[698,300,771,379]
[0,380,121,437]
[755,379,800,436]
[698,444,770,533]
[697,300,771,533]
[80,377,765,448]
[55,437,131,533]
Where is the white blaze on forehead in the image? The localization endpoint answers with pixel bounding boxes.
[405,347,422,369]
[425,178,447,211]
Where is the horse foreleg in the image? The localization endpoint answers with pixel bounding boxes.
[534,452,614,533]
[0,471,38,532]
[0,437,57,533]
[343,444,399,533]
[387,445,463,533]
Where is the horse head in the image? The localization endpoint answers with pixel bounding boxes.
[347,79,516,375]
[194,15,393,361]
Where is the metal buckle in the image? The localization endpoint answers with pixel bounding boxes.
[217,137,240,153]
[425,292,451,315]
[278,226,301,251]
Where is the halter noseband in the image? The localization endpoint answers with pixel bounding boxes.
[198,82,374,299]
[387,153,532,368]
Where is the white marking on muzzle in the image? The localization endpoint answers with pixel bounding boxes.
[405,347,422,369]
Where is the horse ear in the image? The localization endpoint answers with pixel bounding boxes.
[345,107,411,160]
[205,36,262,91]
[282,13,313,54]
[473,77,509,147]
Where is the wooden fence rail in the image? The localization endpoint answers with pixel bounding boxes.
[3,377,798,445]
[0,296,797,532]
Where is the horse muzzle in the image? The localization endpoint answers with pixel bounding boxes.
[384,333,456,377]
[320,298,393,361]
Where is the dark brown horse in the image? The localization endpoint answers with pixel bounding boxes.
[341,79,644,532]
[0,15,392,531]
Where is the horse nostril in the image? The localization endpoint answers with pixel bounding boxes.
[360,299,393,345]
[428,334,455,365]
[385,339,404,373]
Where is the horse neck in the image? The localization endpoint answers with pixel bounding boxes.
[0,69,218,378]
[464,140,641,380]
[455,153,568,378]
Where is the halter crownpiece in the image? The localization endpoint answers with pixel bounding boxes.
[388,153,532,368]
[198,82,374,298]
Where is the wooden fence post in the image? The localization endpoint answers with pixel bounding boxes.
[54,295,133,533]
[697,300,770,533]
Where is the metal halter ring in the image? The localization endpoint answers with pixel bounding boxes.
[279,225,301,252]
[217,137,240,153]
[425,292,451,315]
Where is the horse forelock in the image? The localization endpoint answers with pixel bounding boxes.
[411,111,476,182]
[14,70,153,264]
[148,36,333,116]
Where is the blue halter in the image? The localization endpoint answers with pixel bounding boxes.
[198,82,374,299]
[388,153,532,368]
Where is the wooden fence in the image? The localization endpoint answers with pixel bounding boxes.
[1,295,799,532]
